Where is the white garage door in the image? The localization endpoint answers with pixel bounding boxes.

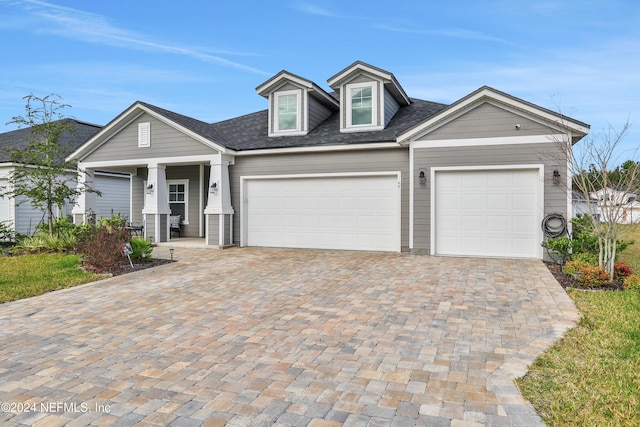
[434,169,540,258]
[245,174,400,251]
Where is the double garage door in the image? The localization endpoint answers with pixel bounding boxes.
[244,174,400,252]
[433,168,541,258]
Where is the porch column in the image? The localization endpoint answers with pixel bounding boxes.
[204,153,234,247]
[141,163,170,243]
[71,164,97,225]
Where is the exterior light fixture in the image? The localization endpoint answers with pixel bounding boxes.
[553,170,561,185]
[210,182,218,193]
[146,183,154,194]
[418,171,426,185]
[169,248,174,261]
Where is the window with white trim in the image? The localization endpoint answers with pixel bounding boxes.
[168,179,189,224]
[346,82,378,129]
[273,89,302,134]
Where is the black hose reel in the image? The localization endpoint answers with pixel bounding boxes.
[541,213,568,238]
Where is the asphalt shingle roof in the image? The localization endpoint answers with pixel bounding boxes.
[141,98,448,152]
[0,119,102,163]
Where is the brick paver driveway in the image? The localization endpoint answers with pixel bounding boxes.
[0,247,579,427]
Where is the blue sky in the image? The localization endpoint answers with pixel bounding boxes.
[0,0,638,161]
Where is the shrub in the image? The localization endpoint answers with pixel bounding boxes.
[577,265,610,287]
[34,215,75,236]
[541,237,572,264]
[129,237,153,263]
[0,220,15,245]
[75,222,129,273]
[563,260,591,277]
[614,261,633,280]
[624,274,640,292]
[572,252,599,265]
[15,229,76,253]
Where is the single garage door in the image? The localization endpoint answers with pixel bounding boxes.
[0,179,9,225]
[245,174,400,251]
[434,168,540,258]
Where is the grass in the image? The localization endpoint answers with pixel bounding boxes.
[0,253,104,303]
[517,224,640,426]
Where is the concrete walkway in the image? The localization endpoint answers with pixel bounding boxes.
[0,247,579,426]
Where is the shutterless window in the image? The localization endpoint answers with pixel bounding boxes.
[168,180,188,224]
[277,93,298,131]
[350,86,373,125]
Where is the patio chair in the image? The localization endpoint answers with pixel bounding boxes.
[170,215,182,238]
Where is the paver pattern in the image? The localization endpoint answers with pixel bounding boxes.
[0,247,579,426]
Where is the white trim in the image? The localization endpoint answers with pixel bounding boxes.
[412,134,564,149]
[270,89,305,136]
[430,164,544,259]
[240,171,402,251]
[80,154,220,169]
[167,179,189,224]
[199,164,204,237]
[345,81,379,131]
[219,214,224,246]
[234,142,401,156]
[409,142,414,249]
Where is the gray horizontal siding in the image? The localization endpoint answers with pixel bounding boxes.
[95,174,130,220]
[412,142,568,251]
[230,148,410,250]
[84,113,216,162]
[418,103,555,141]
[384,88,400,126]
[308,97,332,131]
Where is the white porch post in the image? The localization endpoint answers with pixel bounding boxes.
[71,164,97,224]
[141,163,170,243]
[204,153,234,247]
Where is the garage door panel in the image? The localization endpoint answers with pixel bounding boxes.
[246,175,399,251]
[435,169,540,258]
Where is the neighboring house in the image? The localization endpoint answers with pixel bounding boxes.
[571,190,600,219]
[0,119,130,235]
[590,187,640,224]
[68,61,590,259]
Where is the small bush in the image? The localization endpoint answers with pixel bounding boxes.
[624,274,640,292]
[129,237,153,263]
[34,215,75,236]
[614,261,633,280]
[572,252,599,265]
[542,237,571,264]
[76,223,129,273]
[577,265,610,287]
[16,230,76,253]
[563,260,591,277]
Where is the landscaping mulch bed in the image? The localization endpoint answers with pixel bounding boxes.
[86,259,176,277]
[544,261,624,291]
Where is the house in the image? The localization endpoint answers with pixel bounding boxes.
[0,119,130,235]
[67,61,590,259]
[590,187,640,224]
[571,190,600,219]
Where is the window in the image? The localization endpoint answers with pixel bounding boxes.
[351,86,372,125]
[138,122,150,147]
[273,90,302,134]
[345,82,378,130]
[168,179,189,224]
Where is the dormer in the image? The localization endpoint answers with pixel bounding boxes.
[257,71,339,137]
[327,61,411,133]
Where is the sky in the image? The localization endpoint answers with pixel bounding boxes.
[0,0,638,163]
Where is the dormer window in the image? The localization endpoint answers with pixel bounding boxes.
[350,84,373,126]
[275,91,300,132]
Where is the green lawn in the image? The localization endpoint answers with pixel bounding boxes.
[0,253,103,303]
[517,224,640,426]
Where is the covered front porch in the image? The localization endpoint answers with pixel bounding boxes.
[73,153,235,247]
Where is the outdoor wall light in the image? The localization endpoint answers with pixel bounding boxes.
[146,183,154,194]
[419,171,426,185]
[553,169,561,185]
[169,248,174,261]
[210,182,218,193]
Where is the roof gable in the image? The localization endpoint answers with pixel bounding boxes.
[327,61,410,106]
[398,86,590,143]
